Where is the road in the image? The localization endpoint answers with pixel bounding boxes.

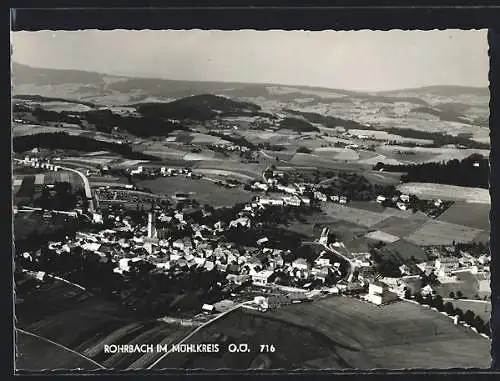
[16,328,106,370]
[303,241,354,282]
[146,300,252,369]
[14,158,96,213]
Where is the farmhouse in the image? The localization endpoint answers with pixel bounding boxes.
[366,281,399,306]
[435,257,460,273]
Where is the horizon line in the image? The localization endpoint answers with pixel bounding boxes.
[11,61,489,94]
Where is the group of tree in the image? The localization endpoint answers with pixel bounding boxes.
[283,109,365,130]
[33,181,78,211]
[13,132,160,161]
[374,154,488,189]
[404,289,491,337]
[279,117,319,133]
[135,94,262,121]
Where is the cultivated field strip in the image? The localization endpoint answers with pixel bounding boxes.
[322,204,390,228]
[397,183,490,204]
[437,202,491,230]
[406,220,484,246]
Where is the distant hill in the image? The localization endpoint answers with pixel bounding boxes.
[11,62,488,108]
[134,94,262,121]
[12,62,106,86]
[379,85,489,97]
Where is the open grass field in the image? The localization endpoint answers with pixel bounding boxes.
[379,146,490,164]
[290,153,372,171]
[314,147,360,161]
[153,296,490,369]
[406,220,484,246]
[442,299,492,322]
[193,160,266,179]
[15,330,101,371]
[437,202,490,231]
[357,154,402,166]
[384,239,428,262]
[15,279,193,370]
[136,177,254,207]
[397,183,490,204]
[372,216,426,238]
[362,170,404,186]
[364,230,400,243]
[322,204,390,228]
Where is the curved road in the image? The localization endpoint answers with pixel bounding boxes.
[304,241,355,282]
[14,159,95,213]
[16,328,106,370]
[146,300,252,369]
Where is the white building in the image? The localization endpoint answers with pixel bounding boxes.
[258,197,284,206]
[314,191,328,202]
[367,281,399,306]
[435,257,460,273]
[396,201,407,211]
[252,270,274,286]
[292,258,310,271]
[376,195,386,203]
[400,194,410,203]
[283,196,301,207]
[277,184,297,194]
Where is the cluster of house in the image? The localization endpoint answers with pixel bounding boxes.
[208,143,250,153]
[251,171,348,206]
[414,249,491,280]
[126,165,203,180]
[18,155,62,172]
[376,193,411,211]
[23,190,353,293]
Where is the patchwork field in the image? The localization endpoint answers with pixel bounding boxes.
[321,203,486,247]
[397,183,490,204]
[437,202,490,230]
[136,177,254,207]
[153,296,490,369]
[13,171,85,202]
[406,220,483,246]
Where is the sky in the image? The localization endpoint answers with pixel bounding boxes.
[11,29,489,92]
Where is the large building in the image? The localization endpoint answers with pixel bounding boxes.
[366,281,399,306]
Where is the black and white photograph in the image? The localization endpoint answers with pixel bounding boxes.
[11,29,492,371]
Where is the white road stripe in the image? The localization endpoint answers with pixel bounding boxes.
[34,174,45,185]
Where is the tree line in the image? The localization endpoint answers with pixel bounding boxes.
[404,289,491,337]
[374,154,489,189]
[13,132,160,161]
